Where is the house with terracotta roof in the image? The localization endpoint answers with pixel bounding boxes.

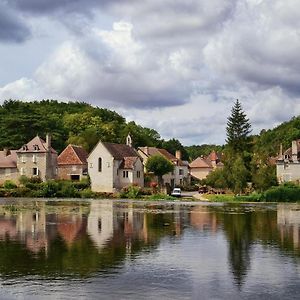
[57,144,88,181]
[276,140,300,183]
[137,147,190,187]
[189,150,223,180]
[87,135,144,193]
[0,134,57,184]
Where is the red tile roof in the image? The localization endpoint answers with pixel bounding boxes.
[58,144,88,165]
[17,136,57,154]
[0,150,17,168]
[189,157,212,168]
[119,156,138,169]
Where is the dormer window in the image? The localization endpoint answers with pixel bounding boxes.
[22,145,28,151]
[33,145,39,151]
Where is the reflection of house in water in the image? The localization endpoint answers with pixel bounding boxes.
[277,204,300,249]
[16,206,48,253]
[87,201,114,251]
[190,207,218,233]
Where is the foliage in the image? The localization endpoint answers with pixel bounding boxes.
[204,168,228,189]
[119,185,141,199]
[0,100,162,153]
[145,155,174,187]
[160,138,189,161]
[264,184,300,202]
[3,180,17,189]
[226,99,252,153]
[185,144,224,161]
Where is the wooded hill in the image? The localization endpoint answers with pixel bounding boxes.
[0,100,188,159]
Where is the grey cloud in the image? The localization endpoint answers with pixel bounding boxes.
[0,2,30,43]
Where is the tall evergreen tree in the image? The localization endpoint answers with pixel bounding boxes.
[226,100,252,152]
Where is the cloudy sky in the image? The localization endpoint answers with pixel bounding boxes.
[1,0,300,145]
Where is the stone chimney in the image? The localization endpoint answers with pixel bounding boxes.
[175,150,182,160]
[46,134,51,151]
[292,140,298,163]
[278,144,283,161]
[3,148,9,156]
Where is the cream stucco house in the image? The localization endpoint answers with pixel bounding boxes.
[137,147,190,187]
[276,140,300,183]
[87,137,144,193]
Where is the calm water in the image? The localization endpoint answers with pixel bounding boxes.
[0,199,299,299]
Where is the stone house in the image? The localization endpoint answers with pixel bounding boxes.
[276,140,300,183]
[87,137,144,193]
[137,147,190,187]
[57,144,88,181]
[189,150,223,180]
[0,134,57,184]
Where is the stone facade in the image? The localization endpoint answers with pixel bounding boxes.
[57,144,88,181]
[276,140,300,183]
[0,135,57,184]
[88,139,144,193]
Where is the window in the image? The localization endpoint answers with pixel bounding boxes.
[33,167,38,176]
[33,145,39,151]
[71,175,80,181]
[20,168,25,175]
[21,155,26,163]
[179,169,184,175]
[98,157,102,172]
[89,163,93,168]
[123,170,129,178]
[137,171,141,178]
[32,154,37,163]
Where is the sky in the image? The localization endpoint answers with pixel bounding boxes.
[1,0,300,146]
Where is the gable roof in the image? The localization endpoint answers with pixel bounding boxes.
[103,142,139,160]
[17,136,57,154]
[119,156,139,169]
[189,156,212,168]
[58,145,88,165]
[138,146,188,166]
[0,150,17,168]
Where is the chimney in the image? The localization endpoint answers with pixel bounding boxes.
[3,148,9,157]
[46,134,51,151]
[278,144,283,160]
[292,140,298,163]
[175,150,182,160]
[126,134,132,147]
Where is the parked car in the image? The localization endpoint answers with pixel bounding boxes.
[171,188,181,197]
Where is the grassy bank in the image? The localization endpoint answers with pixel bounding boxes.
[204,183,300,202]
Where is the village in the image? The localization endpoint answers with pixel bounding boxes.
[1,129,300,198]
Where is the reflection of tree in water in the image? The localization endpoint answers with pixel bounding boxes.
[222,211,253,288]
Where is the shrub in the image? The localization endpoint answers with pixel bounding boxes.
[19,175,29,186]
[3,180,17,189]
[80,188,96,198]
[40,180,60,197]
[57,181,79,198]
[264,184,300,202]
[28,177,42,184]
[10,187,32,197]
[120,185,141,199]
[73,180,90,190]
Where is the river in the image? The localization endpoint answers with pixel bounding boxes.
[0,199,299,299]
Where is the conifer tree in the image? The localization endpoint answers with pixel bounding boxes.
[226,100,252,152]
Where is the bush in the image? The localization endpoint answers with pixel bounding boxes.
[40,180,60,197]
[19,175,29,186]
[120,185,141,199]
[10,187,32,197]
[73,180,90,190]
[57,181,79,198]
[264,184,300,202]
[80,188,97,198]
[3,180,17,189]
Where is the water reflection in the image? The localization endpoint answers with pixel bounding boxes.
[0,200,299,294]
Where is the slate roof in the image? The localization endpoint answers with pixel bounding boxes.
[0,150,17,168]
[17,136,57,154]
[58,145,88,165]
[103,142,139,160]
